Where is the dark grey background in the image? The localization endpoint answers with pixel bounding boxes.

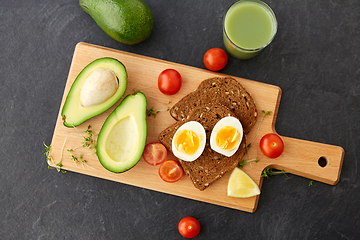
[1,0,359,239]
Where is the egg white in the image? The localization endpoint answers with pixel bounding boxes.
[210,116,243,157]
[172,121,206,162]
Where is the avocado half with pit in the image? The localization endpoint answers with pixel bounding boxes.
[61,57,127,127]
[97,92,147,173]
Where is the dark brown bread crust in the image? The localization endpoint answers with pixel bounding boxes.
[169,77,257,134]
[159,104,247,191]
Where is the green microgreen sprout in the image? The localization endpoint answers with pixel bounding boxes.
[246,110,272,152]
[308,180,314,186]
[161,100,171,111]
[245,143,252,154]
[65,125,97,170]
[146,100,171,118]
[70,154,78,163]
[146,101,171,131]
[68,150,96,170]
[45,125,98,173]
[238,157,259,168]
[69,125,97,151]
[261,168,289,179]
[147,107,160,118]
[239,110,272,168]
[44,140,66,173]
[82,125,96,149]
[44,142,54,165]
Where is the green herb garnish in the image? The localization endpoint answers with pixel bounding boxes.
[82,125,96,149]
[147,107,160,117]
[162,100,171,111]
[44,142,53,164]
[245,110,272,154]
[245,143,252,154]
[44,141,66,173]
[261,168,289,178]
[238,157,259,168]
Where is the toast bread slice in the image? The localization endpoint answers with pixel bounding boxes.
[169,77,257,134]
[159,104,247,191]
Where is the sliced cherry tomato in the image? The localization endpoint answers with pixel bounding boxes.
[178,217,201,238]
[158,69,182,95]
[203,48,228,71]
[159,160,183,183]
[142,142,167,166]
[259,133,284,158]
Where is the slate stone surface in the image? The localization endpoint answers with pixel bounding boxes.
[1,0,359,239]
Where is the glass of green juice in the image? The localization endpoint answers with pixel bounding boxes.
[223,0,277,60]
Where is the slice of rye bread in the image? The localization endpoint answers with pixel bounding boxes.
[159,103,247,191]
[169,77,257,134]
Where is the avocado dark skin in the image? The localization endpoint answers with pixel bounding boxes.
[80,0,153,45]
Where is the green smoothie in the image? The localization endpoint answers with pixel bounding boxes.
[223,0,277,59]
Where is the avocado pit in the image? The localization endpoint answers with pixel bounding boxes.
[80,68,118,108]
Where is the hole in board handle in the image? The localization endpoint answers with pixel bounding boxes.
[318,157,327,167]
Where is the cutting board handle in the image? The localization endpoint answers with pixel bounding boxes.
[268,136,345,185]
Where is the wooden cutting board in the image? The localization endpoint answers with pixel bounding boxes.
[49,42,344,212]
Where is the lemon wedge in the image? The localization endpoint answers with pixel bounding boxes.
[227,167,260,198]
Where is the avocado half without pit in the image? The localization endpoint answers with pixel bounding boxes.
[96,92,147,173]
[61,57,127,127]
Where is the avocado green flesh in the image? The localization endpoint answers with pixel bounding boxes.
[97,92,147,173]
[61,57,127,127]
[79,0,153,45]
[105,116,138,162]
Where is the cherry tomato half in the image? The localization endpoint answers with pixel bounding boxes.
[259,133,284,158]
[158,69,182,95]
[178,217,201,238]
[203,48,228,71]
[159,160,183,183]
[142,142,167,166]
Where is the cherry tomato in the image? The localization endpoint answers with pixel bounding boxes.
[178,217,201,238]
[203,48,228,71]
[142,142,167,166]
[158,69,182,95]
[159,160,183,183]
[259,133,284,158]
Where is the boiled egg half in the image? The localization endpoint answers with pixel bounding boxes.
[172,121,206,162]
[210,116,243,157]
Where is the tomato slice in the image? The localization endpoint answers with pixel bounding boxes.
[259,133,284,158]
[158,69,182,95]
[178,217,201,238]
[142,142,167,166]
[159,160,183,183]
[203,48,228,71]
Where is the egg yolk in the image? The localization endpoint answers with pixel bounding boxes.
[216,126,240,150]
[175,130,200,155]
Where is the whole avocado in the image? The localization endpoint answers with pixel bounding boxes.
[80,0,153,45]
